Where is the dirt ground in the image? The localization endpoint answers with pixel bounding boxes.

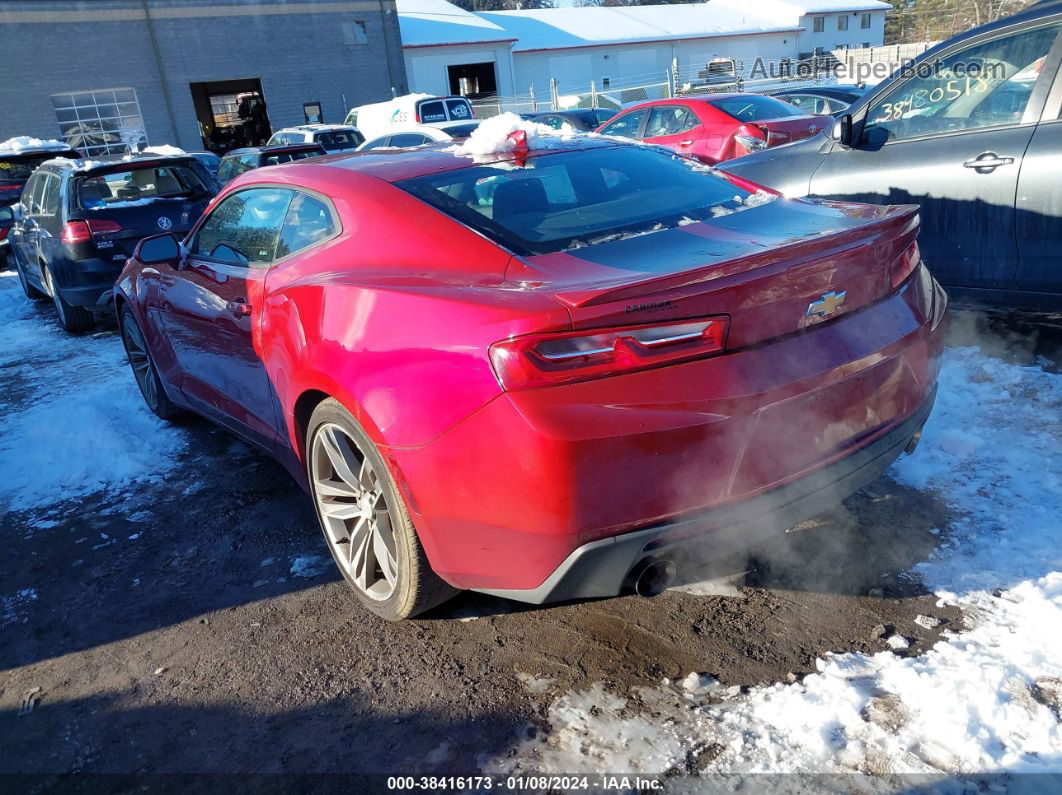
[2,303,1057,781]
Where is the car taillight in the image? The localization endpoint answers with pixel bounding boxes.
[734,125,768,154]
[61,219,122,244]
[0,227,7,242]
[88,219,122,235]
[490,317,729,390]
[891,240,921,288]
[61,221,92,244]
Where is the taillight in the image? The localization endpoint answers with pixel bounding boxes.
[489,317,729,390]
[61,219,122,244]
[88,219,122,235]
[891,241,921,288]
[0,227,8,242]
[734,125,768,154]
[61,221,92,244]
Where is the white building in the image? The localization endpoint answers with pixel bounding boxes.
[397,0,517,100]
[398,0,891,104]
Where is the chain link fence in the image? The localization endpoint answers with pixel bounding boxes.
[469,46,935,119]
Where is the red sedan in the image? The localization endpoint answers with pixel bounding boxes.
[597,94,831,164]
[115,138,945,620]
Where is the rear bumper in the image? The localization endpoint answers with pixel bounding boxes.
[392,265,947,596]
[478,386,935,603]
[52,257,122,310]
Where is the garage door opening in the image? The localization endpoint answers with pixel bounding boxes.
[189,78,272,155]
[447,63,498,99]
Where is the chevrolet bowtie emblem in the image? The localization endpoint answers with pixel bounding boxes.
[806,290,847,318]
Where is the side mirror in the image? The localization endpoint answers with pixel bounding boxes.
[135,233,181,265]
[10,203,24,221]
[832,114,853,148]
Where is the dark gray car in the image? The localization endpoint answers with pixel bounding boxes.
[721,0,1062,310]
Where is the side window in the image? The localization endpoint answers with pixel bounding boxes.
[193,188,293,265]
[539,115,564,130]
[21,174,43,214]
[784,93,831,114]
[644,106,696,138]
[40,174,61,216]
[599,109,646,139]
[361,136,391,150]
[863,23,1061,144]
[276,192,337,259]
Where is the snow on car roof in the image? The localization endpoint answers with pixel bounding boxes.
[397,0,515,47]
[0,136,73,155]
[41,151,196,172]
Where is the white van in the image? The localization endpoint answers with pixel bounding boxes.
[344,95,475,140]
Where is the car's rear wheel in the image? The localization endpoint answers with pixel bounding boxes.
[307,399,455,620]
[42,262,94,333]
[11,247,47,301]
[119,305,182,421]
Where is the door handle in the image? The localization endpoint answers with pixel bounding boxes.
[227,300,251,318]
[678,140,695,146]
[963,152,1015,172]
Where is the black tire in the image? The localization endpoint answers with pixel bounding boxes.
[119,304,183,421]
[11,247,47,301]
[307,398,456,620]
[42,262,94,333]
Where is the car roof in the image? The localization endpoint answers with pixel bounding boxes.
[279,124,358,133]
[43,151,197,173]
[225,143,324,156]
[249,137,625,184]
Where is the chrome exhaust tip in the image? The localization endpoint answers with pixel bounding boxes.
[632,558,677,597]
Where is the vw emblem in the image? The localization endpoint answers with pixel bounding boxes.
[806,290,847,319]
[157,216,172,230]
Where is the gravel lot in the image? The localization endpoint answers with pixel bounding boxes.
[1,273,1058,782]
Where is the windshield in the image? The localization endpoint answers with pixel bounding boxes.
[397,145,756,255]
[263,149,321,165]
[710,95,812,121]
[315,130,362,151]
[78,164,208,208]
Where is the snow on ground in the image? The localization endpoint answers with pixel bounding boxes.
[493,347,1062,777]
[0,273,186,513]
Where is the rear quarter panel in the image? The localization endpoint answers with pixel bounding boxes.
[258,170,571,456]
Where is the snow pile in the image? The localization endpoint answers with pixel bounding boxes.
[0,136,69,154]
[0,273,187,512]
[496,347,1062,776]
[290,554,332,579]
[450,112,581,156]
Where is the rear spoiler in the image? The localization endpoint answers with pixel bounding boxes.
[540,204,920,309]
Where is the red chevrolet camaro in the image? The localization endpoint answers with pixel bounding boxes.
[597,95,832,164]
[115,137,946,620]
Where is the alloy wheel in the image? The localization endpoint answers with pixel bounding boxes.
[311,423,399,601]
[121,315,159,410]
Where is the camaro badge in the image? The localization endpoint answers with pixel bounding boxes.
[806,290,847,318]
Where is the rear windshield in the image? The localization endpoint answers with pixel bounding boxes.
[710,95,811,122]
[0,154,70,185]
[77,164,208,209]
[263,149,321,165]
[443,123,479,138]
[396,145,755,255]
[419,101,447,124]
[314,130,363,151]
[445,99,474,121]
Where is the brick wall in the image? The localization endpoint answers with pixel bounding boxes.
[0,0,408,150]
